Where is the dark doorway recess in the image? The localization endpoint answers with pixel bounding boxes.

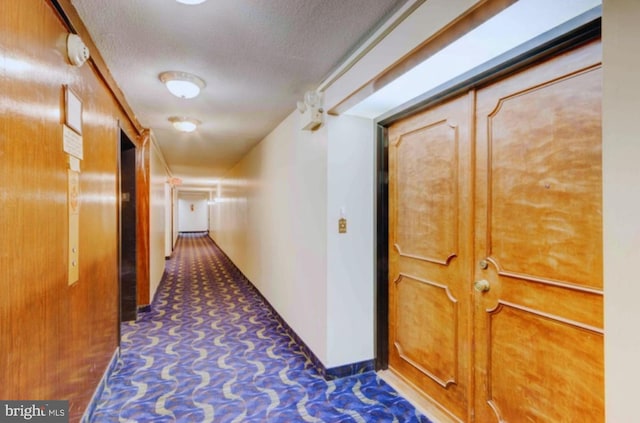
[119,130,137,323]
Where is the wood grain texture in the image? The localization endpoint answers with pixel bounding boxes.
[136,129,151,306]
[394,274,458,387]
[388,93,473,422]
[483,52,602,290]
[388,39,603,423]
[473,40,603,423]
[394,120,459,264]
[485,302,603,422]
[0,2,145,421]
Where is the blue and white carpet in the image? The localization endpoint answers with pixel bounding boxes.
[91,233,431,422]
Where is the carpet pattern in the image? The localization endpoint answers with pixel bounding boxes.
[91,233,431,422]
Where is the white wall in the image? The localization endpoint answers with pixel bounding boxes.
[178,192,209,232]
[209,0,488,369]
[603,1,640,421]
[211,111,329,363]
[208,3,640,400]
[149,142,169,301]
[326,115,375,366]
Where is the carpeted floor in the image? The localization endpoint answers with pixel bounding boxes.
[91,233,431,422]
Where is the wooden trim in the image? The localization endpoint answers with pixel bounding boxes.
[328,0,517,116]
[48,0,145,137]
[136,130,151,306]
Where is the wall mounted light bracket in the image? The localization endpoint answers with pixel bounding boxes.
[297,90,323,131]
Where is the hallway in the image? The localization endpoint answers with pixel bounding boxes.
[91,233,429,422]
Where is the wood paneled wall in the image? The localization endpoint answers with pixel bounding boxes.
[0,1,146,421]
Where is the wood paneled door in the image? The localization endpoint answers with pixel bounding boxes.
[388,93,474,421]
[387,39,603,422]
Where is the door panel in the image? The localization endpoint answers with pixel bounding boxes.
[388,94,472,421]
[480,47,603,290]
[474,40,603,422]
[394,274,458,387]
[394,120,459,264]
[387,39,602,423]
[484,302,603,423]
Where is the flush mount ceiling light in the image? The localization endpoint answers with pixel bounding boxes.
[169,116,201,132]
[176,0,207,4]
[159,71,206,99]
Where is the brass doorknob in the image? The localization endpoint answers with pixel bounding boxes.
[474,279,491,293]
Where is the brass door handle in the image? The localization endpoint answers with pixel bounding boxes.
[474,279,491,293]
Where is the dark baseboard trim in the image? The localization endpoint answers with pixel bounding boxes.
[324,359,376,380]
[251,285,374,380]
[208,236,374,380]
[81,347,119,423]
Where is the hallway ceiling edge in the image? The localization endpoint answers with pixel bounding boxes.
[70,0,407,184]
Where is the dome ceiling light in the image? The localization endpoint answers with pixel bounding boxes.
[169,116,201,132]
[159,71,206,99]
[175,0,208,5]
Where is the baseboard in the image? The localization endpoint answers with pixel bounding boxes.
[208,236,374,380]
[251,284,374,380]
[80,347,119,423]
[324,359,375,379]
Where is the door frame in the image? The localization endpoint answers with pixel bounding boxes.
[374,7,602,371]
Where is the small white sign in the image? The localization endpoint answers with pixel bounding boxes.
[63,124,83,160]
[68,155,81,172]
[65,86,83,134]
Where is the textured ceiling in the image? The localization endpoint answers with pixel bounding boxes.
[71,0,406,185]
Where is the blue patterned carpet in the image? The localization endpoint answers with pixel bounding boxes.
[91,233,430,422]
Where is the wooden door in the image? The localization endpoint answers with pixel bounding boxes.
[387,39,603,423]
[473,40,603,422]
[388,94,473,422]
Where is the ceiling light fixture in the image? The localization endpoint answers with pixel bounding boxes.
[159,71,206,99]
[169,116,201,132]
[176,0,208,4]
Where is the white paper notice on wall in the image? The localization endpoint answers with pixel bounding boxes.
[63,124,83,160]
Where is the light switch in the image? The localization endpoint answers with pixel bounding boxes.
[338,218,347,234]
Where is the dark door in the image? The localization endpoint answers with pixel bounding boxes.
[119,130,137,322]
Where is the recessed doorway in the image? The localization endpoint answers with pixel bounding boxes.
[119,130,137,322]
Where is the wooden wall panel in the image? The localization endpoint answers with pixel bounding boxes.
[136,129,151,306]
[0,1,144,421]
